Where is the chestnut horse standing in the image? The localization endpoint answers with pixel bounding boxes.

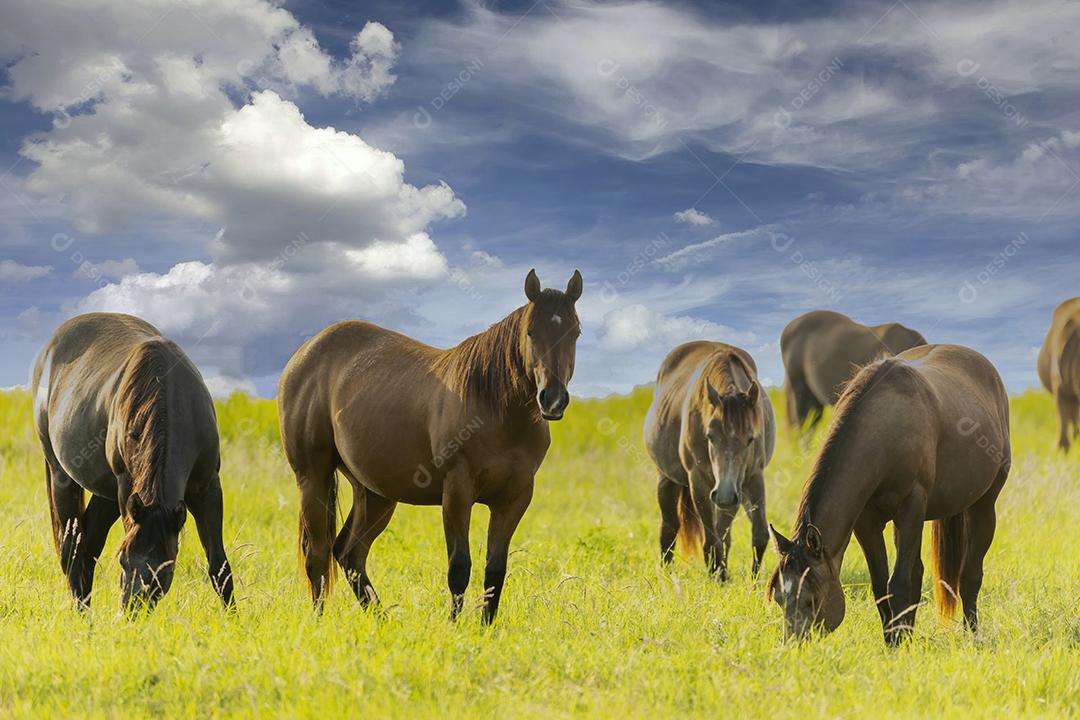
[768,344,1010,645]
[278,270,582,622]
[31,313,234,610]
[644,342,776,579]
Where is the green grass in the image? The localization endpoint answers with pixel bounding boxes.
[0,387,1077,718]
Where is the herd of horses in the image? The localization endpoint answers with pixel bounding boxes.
[26,269,1079,645]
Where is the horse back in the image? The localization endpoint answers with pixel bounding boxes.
[33,313,217,501]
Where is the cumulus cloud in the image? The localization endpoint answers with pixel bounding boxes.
[1,0,468,390]
[0,260,52,282]
[673,208,713,226]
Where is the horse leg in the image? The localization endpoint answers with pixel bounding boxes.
[853,512,891,636]
[187,474,235,608]
[689,471,726,580]
[1057,392,1077,453]
[68,494,120,608]
[959,466,1007,634]
[481,479,533,624]
[886,490,927,646]
[334,484,396,606]
[741,471,768,576]
[657,475,681,565]
[442,464,474,620]
[46,461,84,586]
[294,454,338,609]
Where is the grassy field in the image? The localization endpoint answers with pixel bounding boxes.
[0,386,1077,718]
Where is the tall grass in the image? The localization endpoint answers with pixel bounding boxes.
[0,387,1076,718]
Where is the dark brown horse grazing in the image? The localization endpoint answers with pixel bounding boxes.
[643,342,776,579]
[31,313,234,610]
[768,344,1010,645]
[278,269,582,623]
[1037,297,1080,453]
[781,310,926,434]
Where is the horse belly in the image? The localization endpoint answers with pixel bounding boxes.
[334,415,444,505]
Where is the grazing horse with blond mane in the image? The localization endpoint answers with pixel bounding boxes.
[278,269,582,622]
[31,313,234,610]
[1037,297,1080,453]
[644,342,775,579]
[768,344,1010,645]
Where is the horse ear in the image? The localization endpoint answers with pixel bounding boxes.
[565,269,583,302]
[706,380,722,406]
[524,269,542,302]
[805,524,823,556]
[746,381,759,405]
[770,524,794,554]
[127,493,145,523]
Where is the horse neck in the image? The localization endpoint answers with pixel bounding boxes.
[795,417,885,567]
[440,306,534,416]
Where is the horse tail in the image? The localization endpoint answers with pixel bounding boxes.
[675,484,702,557]
[784,381,798,429]
[931,513,968,621]
[115,339,170,503]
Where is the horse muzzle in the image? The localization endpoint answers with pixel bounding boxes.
[537,385,570,421]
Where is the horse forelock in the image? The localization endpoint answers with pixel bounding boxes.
[434,305,532,416]
[701,353,760,436]
[116,340,171,506]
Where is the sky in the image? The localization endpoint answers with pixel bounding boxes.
[1,0,1077,398]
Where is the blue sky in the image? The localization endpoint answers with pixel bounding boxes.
[1,0,1077,397]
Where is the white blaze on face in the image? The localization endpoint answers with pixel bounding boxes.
[782,575,795,597]
[552,314,562,325]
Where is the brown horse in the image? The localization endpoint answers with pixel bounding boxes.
[278,269,582,622]
[643,342,776,579]
[1037,297,1080,453]
[31,313,234,610]
[768,344,1010,645]
[781,310,926,434]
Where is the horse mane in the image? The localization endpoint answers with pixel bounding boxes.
[433,304,532,416]
[793,357,906,535]
[115,339,171,506]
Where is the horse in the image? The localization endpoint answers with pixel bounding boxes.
[31,313,234,611]
[643,342,776,579]
[781,310,926,435]
[767,344,1010,645]
[278,269,582,623]
[1037,297,1080,452]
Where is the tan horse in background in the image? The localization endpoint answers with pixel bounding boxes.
[278,269,582,623]
[644,342,776,579]
[768,344,1010,645]
[781,310,926,434]
[1037,297,1080,452]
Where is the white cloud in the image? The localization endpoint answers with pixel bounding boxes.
[0,260,52,282]
[673,208,713,226]
[346,232,448,280]
[202,374,258,399]
[411,0,1080,195]
[598,303,755,352]
[655,227,779,270]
